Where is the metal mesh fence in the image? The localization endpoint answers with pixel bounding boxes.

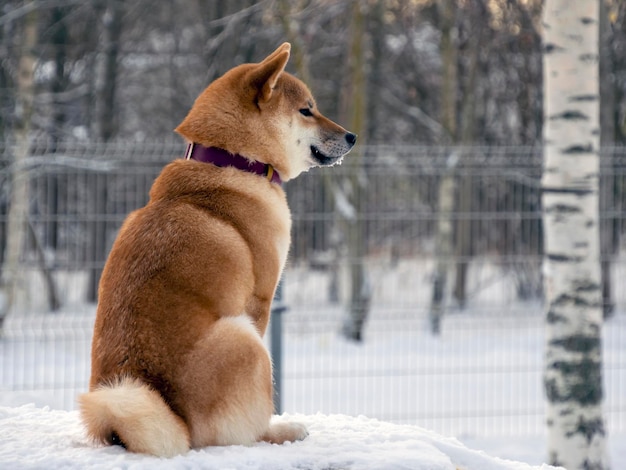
[0,141,624,442]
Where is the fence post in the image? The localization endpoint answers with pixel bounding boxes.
[270,279,287,414]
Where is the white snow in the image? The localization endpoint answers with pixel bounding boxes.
[0,405,561,470]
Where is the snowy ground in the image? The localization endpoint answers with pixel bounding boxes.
[0,405,561,470]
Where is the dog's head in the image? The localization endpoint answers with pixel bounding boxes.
[175,43,356,182]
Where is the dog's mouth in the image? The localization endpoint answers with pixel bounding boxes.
[310,145,342,166]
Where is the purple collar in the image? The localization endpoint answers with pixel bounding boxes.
[184,143,282,185]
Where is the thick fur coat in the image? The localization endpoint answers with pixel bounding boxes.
[78,43,356,457]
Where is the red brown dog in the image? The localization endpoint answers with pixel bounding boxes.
[79,43,356,457]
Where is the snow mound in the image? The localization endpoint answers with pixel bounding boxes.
[0,405,561,470]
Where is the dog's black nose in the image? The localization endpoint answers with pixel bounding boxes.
[345,133,357,146]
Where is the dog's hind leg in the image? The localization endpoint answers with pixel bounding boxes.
[176,315,307,448]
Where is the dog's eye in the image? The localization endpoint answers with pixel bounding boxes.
[299,108,313,117]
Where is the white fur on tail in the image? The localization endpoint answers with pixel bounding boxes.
[78,376,190,457]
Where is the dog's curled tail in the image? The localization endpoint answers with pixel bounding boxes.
[78,376,190,457]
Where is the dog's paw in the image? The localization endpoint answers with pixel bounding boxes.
[263,421,309,444]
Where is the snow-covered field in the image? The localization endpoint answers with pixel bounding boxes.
[0,405,562,470]
[0,259,624,468]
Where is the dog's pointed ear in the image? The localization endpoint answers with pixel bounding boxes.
[250,42,291,103]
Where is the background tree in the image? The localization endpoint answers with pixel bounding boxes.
[599,0,625,318]
[541,0,608,468]
[428,0,457,335]
[86,0,124,301]
[452,0,485,309]
[43,4,69,250]
[339,0,370,342]
[0,5,38,331]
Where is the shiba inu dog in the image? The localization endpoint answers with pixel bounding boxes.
[78,43,356,457]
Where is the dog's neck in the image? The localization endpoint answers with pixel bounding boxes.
[184,143,282,185]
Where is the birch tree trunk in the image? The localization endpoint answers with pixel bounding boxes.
[542,1,608,468]
[0,8,38,331]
